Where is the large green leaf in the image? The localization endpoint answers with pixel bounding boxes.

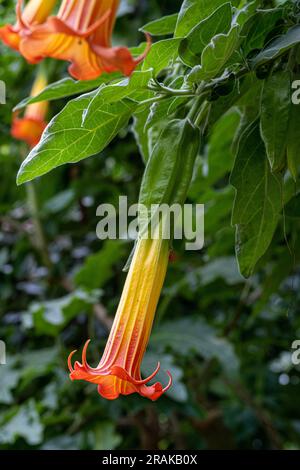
[187,25,240,83]
[251,25,300,68]
[141,14,178,36]
[14,73,120,110]
[241,8,283,57]
[139,119,200,210]
[151,318,239,378]
[260,71,291,172]
[82,70,152,107]
[204,110,240,187]
[142,38,181,75]
[179,2,233,67]
[15,68,155,185]
[17,91,135,184]
[175,0,235,37]
[231,122,282,278]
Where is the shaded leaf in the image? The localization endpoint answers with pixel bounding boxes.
[152,318,239,378]
[260,70,290,172]
[0,400,43,445]
[287,102,300,181]
[74,241,124,290]
[251,25,300,68]
[231,122,282,277]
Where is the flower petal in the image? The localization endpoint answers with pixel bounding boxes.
[11,117,47,147]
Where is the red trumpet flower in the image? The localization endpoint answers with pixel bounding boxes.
[0,0,57,51]
[1,0,151,81]
[68,234,172,401]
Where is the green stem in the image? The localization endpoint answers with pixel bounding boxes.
[147,82,195,96]
[194,100,210,128]
[20,146,52,270]
[26,181,52,269]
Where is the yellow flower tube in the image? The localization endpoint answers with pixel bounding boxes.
[11,69,48,147]
[69,228,172,401]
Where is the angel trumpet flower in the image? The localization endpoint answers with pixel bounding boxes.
[0,0,57,51]
[7,0,151,80]
[68,232,172,401]
[11,70,48,147]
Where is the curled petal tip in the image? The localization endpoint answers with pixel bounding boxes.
[136,361,161,385]
[83,9,111,37]
[82,339,91,358]
[16,0,29,30]
[67,349,77,373]
[134,32,152,66]
[163,370,173,393]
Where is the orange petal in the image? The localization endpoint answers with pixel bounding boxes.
[19,31,105,80]
[11,117,47,147]
[0,25,20,51]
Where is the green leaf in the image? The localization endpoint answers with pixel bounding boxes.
[142,38,181,75]
[43,189,75,214]
[203,256,243,285]
[175,0,237,38]
[74,241,124,290]
[17,92,136,185]
[205,110,241,186]
[14,73,121,111]
[231,122,282,278]
[179,3,233,67]
[83,70,153,107]
[0,363,20,405]
[27,290,98,336]
[251,25,300,69]
[287,102,300,181]
[233,0,258,28]
[140,14,178,36]
[260,70,290,172]
[285,193,300,218]
[139,119,200,210]
[0,400,43,445]
[17,71,152,184]
[93,422,122,450]
[151,318,239,378]
[187,26,240,83]
[132,107,152,164]
[241,8,283,57]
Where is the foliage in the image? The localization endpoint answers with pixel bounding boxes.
[0,0,300,450]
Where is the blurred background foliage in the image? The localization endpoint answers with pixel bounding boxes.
[0,0,300,450]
